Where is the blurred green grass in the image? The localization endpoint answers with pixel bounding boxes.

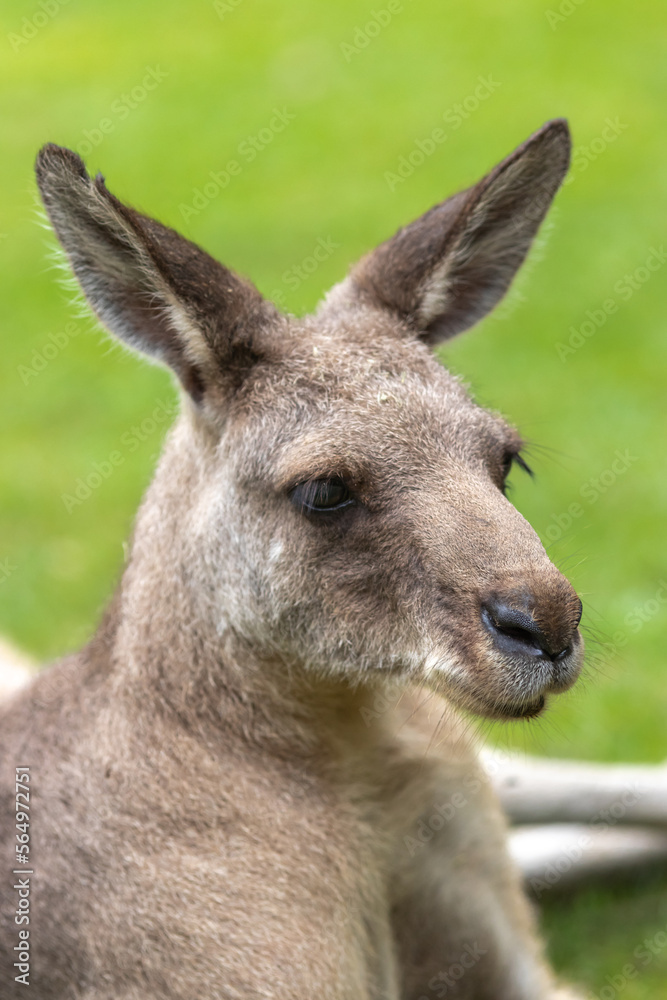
[1,0,666,992]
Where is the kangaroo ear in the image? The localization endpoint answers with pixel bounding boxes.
[343,119,571,344]
[35,144,276,402]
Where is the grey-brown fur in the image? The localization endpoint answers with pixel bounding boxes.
[1,121,584,998]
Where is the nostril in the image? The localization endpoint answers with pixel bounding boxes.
[482,603,547,657]
[554,645,572,662]
[481,599,571,661]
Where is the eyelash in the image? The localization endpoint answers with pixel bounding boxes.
[501,451,533,492]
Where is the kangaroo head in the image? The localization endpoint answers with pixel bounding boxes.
[35,119,583,721]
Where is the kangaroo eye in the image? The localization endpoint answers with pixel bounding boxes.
[290,477,354,513]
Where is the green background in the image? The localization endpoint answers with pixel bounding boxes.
[1,0,666,992]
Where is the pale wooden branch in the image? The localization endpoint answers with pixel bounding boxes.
[509,823,667,894]
[481,749,667,827]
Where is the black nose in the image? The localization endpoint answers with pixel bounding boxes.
[481,598,575,661]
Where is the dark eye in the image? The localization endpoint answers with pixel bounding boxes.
[290,477,355,513]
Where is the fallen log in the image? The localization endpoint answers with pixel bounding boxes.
[481,749,667,827]
[509,823,667,895]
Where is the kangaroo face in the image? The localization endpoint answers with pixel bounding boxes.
[35,119,583,720]
[200,310,582,720]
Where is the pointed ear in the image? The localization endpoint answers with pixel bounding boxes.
[35,144,276,402]
[343,119,571,344]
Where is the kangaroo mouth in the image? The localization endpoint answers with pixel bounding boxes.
[423,626,583,721]
[454,683,548,720]
[429,665,551,721]
[489,694,546,720]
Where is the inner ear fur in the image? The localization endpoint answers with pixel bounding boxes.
[35,143,276,401]
[346,119,572,343]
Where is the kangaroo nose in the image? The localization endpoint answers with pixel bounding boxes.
[481,596,581,661]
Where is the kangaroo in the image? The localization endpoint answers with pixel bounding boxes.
[1,120,584,999]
